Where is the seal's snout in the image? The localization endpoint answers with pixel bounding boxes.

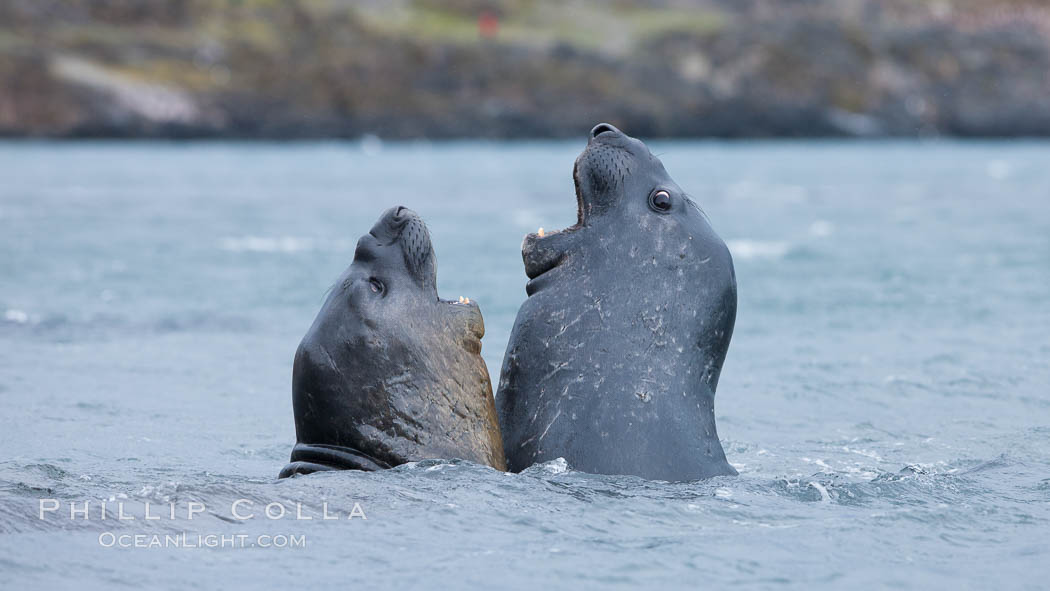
[360,206,436,289]
[369,205,415,243]
[575,123,633,214]
[400,213,435,287]
[590,123,621,139]
[381,204,417,226]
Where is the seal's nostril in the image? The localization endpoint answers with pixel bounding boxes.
[590,123,617,139]
[395,206,407,217]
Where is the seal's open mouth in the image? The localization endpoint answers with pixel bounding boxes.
[523,123,634,286]
[279,443,392,478]
[522,140,591,283]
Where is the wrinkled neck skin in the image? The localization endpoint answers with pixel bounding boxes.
[281,207,496,478]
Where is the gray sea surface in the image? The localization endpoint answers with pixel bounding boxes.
[1,140,1048,589]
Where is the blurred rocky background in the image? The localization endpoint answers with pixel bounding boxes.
[1,0,1048,138]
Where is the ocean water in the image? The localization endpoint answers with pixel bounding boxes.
[0,140,1048,589]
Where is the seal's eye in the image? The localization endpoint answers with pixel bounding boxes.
[649,190,672,213]
[368,277,385,295]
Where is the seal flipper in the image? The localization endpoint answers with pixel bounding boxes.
[278,443,392,478]
[279,461,338,478]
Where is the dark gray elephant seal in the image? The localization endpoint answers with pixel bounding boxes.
[496,123,737,480]
[280,206,506,478]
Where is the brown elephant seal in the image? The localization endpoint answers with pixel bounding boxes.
[279,206,506,477]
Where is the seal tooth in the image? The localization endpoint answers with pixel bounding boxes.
[538,227,545,237]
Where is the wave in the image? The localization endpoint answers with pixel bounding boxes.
[3,309,29,324]
[219,236,315,253]
[0,310,252,339]
[726,239,792,260]
[218,236,357,254]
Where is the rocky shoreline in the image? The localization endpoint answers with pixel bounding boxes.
[2,0,1049,139]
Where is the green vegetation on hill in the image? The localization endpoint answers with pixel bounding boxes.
[1,0,1048,138]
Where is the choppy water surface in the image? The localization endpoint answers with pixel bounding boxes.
[1,140,1048,589]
